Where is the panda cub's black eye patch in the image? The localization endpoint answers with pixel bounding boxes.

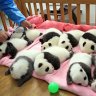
[91,45,95,50]
[48,43,52,46]
[43,47,46,49]
[80,69,83,72]
[62,41,65,44]
[66,46,69,49]
[84,76,87,80]
[0,49,2,51]
[45,67,49,72]
[38,63,43,68]
[83,42,86,47]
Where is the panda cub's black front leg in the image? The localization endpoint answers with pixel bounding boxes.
[5,68,10,75]
[17,74,32,87]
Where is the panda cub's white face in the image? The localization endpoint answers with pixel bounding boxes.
[70,63,88,86]
[41,36,60,50]
[79,37,96,53]
[34,53,54,75]
[58,34,72,51]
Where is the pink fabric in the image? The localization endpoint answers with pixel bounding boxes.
[1,19,96,96]
[36,20,96,32]
[1,41,96,96]
[37,20,65,31]
[26,15,44,27]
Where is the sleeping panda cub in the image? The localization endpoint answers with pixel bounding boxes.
[0,38,28,59]
[5,50,40,87]
[10,26,27,39]
[67,53,92,86]
[39,28,62,50]
[79,29,96,53]
[10,26,42,45]
[58,30,84,51]
[34,46,72,75]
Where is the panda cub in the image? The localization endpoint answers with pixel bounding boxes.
[34,46,72,75]
[5,50,40,86]
[0,38,28,59]
[79,29,96,53]
[10,26,42,45]
[58,30,84,51]
[39,28,62,50]
[10,26,27,39]
[67,53,92,86]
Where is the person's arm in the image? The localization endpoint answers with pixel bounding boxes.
[0,0,32,28]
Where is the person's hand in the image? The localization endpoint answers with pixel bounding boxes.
[21,20,33,29]
[0,30,9,42]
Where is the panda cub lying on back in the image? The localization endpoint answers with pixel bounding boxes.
[58,30,84,51]
[39,28,62,50]
[34,46,73,75]
[5,50,40,86]
[67,53,92,86]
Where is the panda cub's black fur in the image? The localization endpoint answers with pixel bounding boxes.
[5,42,18,59]
[82,33,96,43]
[43,52,60,70]
[39,32,60,44]
[67,33,79,47]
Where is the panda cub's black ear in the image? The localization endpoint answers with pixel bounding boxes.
[39,33,43,36]
[39,38,44,44]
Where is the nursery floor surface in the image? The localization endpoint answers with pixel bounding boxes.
[0,66,77,96]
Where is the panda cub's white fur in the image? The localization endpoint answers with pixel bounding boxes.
[79,29,96,53]
[58,33,72,51]
[43,46,71,63]
[8,38,28,51]
[41,37,60,50]
[22,29,42,42]
[15,49,40,60]
[67,53,92,86]
[67,30,84,41]
[10,26,26,39]
[45,28,62,35]
[58,30,84,51]
[69,53,92,67]
[10,58,29,79]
